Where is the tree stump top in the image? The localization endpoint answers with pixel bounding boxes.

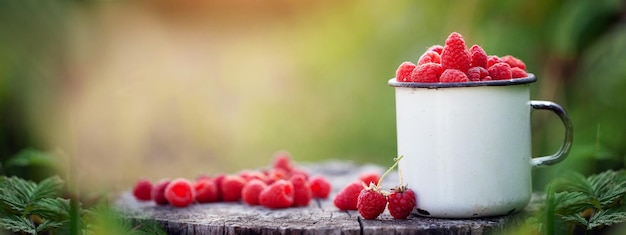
[116,161,542,235]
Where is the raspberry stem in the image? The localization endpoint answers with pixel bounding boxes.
[376,155,404,188]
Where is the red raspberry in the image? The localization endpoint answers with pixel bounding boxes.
[132,179,153,201]
[194,178,219,203]
[239,170,268,183]
[487,55,502,68]
[440,69,469,83]
[241,179,267,206]
[213,174,225,201]
[164,178,195,207]
[501,55,526,70]
[483,76,492,81]
[469,45,488,68]
[387,186,416,219]
[441,32,471,73]
[357,184,387,220]
[409,63,443,83]
[417,51,441,65]
[395,62,417,82]
[467,66,489,81]
[427,45,444,55]
[220,175,246,202]
[152,179,170,205]
[272,151,294,173]
[291,168,310,180]
[259,179,294,209]
[488,62,513,80]
[309,176,331,199]
[333,181,363,210]
[290,174,312,207]
[511,67,528,78]
[358,172,380,186]
[265,168,289,185]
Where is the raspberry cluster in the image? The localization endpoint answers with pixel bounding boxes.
[131,151,332,209]
[395,32,528,83]
[333,156,416,220]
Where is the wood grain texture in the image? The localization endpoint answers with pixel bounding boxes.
[116,161,542,235]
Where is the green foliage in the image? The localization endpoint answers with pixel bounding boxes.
[532,170,626,233]
[0,175,69,234]
[0,175,166,235]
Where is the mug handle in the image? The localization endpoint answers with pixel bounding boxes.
[529,101,573,167]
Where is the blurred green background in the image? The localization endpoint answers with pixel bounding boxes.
[0,0,625,193]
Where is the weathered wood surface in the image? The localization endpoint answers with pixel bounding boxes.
[116,161,542,235]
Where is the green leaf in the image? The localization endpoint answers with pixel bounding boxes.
[30,176,63,202]
[31,197,70,221]
[554,191,593,215]
[35,219,65,233]
[4,148,58,169]
[0,214,36,234]
[588,208,626,229]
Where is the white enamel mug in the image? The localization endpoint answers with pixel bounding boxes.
[388,74,572,218]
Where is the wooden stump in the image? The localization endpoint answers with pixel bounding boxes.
[116,161,542,235]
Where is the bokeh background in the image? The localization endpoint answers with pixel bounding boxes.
[1,0,625,194]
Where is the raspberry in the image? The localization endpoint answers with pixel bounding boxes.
[152,179,170,205]
[440,69,469,83]
[358,172,380,186]
[220,175,246,202]
[333,181,363,210]
[501,55,526,70]
[467,66,489,81]
[164,178,195,208]
[290,174,312,207]
[417,51,441,65]
[427,45,444,55]
[266,168,289,185]
[441,32,471,73]
[511,67,528,78]
[395,62,417,82]
[483,76,492,81]
[213,174,225,201]
[194,178,219,203]
[469,45,488,68]
[409,63,443,83]
[241,179,267,206]
[488,62,513,80]
[309,176,331,199]
[486,55,502,68]
[387,186,416,219]
[272,151,294,173]
[239,170,268,183]
[357,184,388,220]
[132,179,153,201]
[291,168,310,180]
[259,179,294,209]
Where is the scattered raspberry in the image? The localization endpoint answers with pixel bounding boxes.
[309,176,332,199]
[239,170,268,183]
[259,179,295,209]
[291,168,310,180]
[487,55,502,68]
[359,172,380,186]
[427,45,444,55]
[467,66,489,81]
[357,183,388,220]
[272,151,294,173]
[333,181,363,210]
[511,67,528,78]
[152,179,170,205]
[387,186,416,219]
[469,45,488,68]
[132,179,153,201]
[213,174,226,201]
[417,51,441,65]
[220,175,246,202]
[194,178,219,203]
[501,55,526,70]
[441,32,471,73]
[483,76,492,81]
[242,179,267,206]
[266,168,289,185]
[440,69,469,83]
[164,178,195,208]
[409,63,443,83]
[395,62,417,82]
[290,174,312,207]
[488,62,513,80]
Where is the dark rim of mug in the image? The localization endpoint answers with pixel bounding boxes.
[388,73,536,88]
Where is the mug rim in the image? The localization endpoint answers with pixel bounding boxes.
[388,73,536,88]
